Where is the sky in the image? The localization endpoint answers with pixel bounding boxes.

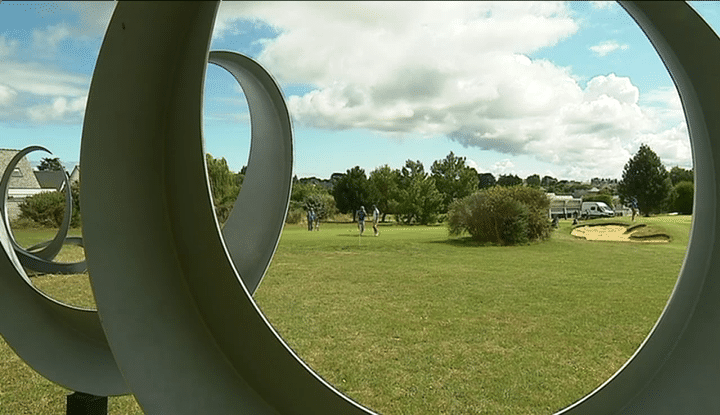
[0,1,717,182]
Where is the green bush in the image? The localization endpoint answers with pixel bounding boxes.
[285,201,305,224]
[670,180,693,214]
[19,191,77,228]
[448,186,551,245]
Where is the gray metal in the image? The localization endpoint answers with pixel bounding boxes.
[81,2,371,413]
[555,2,720,414]
[0,199,127,396]
[4,0,720,414]
[78,1,720,414]
[210,51,293,295]
[0,146,87,274]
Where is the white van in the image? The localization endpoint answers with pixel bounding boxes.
[581,201,615,219]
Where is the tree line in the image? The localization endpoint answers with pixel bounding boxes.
[14,148,694,229]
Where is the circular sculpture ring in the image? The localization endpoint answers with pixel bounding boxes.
[0,146,86,274]
[0,148,125,395]
[3,0,719,414]
[82,2,368,413]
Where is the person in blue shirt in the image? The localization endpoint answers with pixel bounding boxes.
[307,208,315,231]
[631,197,639,222]
[357,206,367,236]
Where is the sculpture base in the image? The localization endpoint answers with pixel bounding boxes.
[66,392,107,415]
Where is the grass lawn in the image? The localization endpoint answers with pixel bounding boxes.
[0,215,691,414]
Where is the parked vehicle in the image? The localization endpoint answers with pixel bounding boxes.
[547,194,582,219]
[581,201,615,219]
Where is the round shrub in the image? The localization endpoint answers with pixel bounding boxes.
[19,191,69,228]
[448,186,551,245]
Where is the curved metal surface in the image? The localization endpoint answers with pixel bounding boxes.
[556,2,720,414]
[4,0,720,413]
[0,196,127,395]
[0,146,86,274]
[210,51,293,295]
[0,146,68,260]
[81,2,372,413]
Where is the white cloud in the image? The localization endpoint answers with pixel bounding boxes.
[27,95,87,123]
[589,40,629,57]
[211,2,689,179]
[0,35,18,58]
[210,2,687,179]
[0,84,17,106]
[32,23,72,56]
[492,159,516,176]
[590,2,614,10]
[636,123,692,169]
[0,61,89,97]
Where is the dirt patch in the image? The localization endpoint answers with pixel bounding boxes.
[571,224,670,243]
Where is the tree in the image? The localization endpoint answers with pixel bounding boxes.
[617,144,672,216]
[478,172,496,189]
[525,174,541,187]
[541,175,558,188]
[396,160,443,224]
[206,154,240,223]
[669,180,693,214]
[496,174,522,187]
[38,157,64,171]
[367,165,400,222]
[430,151,478,212]
[669,166,693,185]
[331,166,369,220]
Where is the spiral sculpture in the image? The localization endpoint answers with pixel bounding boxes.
[0,146,87,275]
[2,1,720,414]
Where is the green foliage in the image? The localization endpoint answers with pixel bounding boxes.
[541,175,558,188]
[496,174,522,187]
[38,157,64,171]
[304,192,337,220]
[19,191,67,227]
[367,165,400,220]
[331,166,369,217]
[396,160,443,224]
[669,166,693,185]
[669,180,693,214]
[478,172,496,189]
[206,154,240,223]
[447,186,551,245]
[430,151,478,212]
[525,174,541,187]
[617,144,672,216]
[70,180,81,227]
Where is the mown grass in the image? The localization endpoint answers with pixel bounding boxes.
[0,215,691,414]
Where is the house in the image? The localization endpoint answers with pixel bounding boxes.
[34,170,67,191]
[0,149,46,221]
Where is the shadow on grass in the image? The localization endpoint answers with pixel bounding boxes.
[427,237,494,248]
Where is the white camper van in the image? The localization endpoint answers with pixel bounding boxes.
[581,201,615,219]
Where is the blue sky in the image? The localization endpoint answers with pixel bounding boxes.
[0,1,716,181]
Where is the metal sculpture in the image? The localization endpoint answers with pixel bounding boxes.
[0,146,87,275]
[0,193,128,396]
[210,50,293,295]
[2,1,720,414]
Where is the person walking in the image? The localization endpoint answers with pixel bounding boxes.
[307,208,314,231]
[631,197,639,222]
[357,206,367,236]
[372,205,380,236]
